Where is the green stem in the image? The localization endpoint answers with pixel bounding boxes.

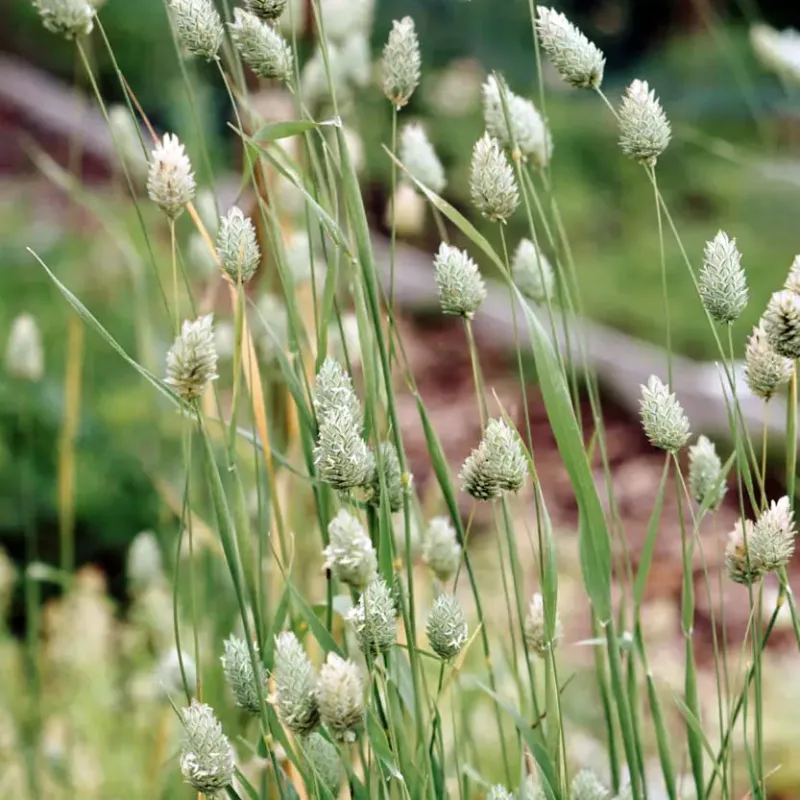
[788,364,797,508]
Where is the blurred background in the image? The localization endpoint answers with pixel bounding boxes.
[3,0,800,796]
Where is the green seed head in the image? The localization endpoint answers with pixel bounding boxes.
[347,577,397,657]
[323,510,377,590]
[698,231,748,324]
[535,6,605,89]
[382,17,421,108]
[422,516,462,582]
[273,632,320,736]
[639,375,690,452]
[618,79,671,166]
[426,594,468,660]
[433,243,487,319]
[688,436,726,511]
[469,133,520,222]
[220,635,269,716]
[180,701,235,796]
[745,321,793,401]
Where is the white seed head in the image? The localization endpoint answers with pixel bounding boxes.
[571,770,610,800]
[314,407,374,491]
[422,516,462,582]
[368,441,405,513]
[221,636,269,716]
[180,701,235,796]
[763,289,800,359]
[32,0,95,38]
[460,418,528,501]
[323,509,377,590]
[688,436,726,511]
[318,653,364,742]
[784,255,800,295]
[246,0,288,22]
[639,375,690,452]
[318,0,374,44]
[165,314,219,401]
[698,231,748,323]
[725,520,761,585]
[512,238,555,303]
[433,242,487,319]
[524,592,562,657]
[618,79,671,166]
[340,33,372,89]
[347,576,397,656]
[750,496,796,574]
[230,8,293,82]
[535,6,605,89]
[216,207,261,283]
[156,648,197,696]
[399,123,446,194]
[6,313,43,381]
[470,133,519,222]
[147,133,196,219]
[314,357,362,429]
[382,17,421,108]
[273,632,320,736]
[300,732,343,797]
[127,531,163,592]
[751,24,800,86]
[745,322,793,401]
[168,0,224,61]
[108,105,149,184]
[487,787,514,800]
[482,76,552,168]
[426,594,468,661]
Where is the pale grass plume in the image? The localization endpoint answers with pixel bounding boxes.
[273,631,320,736]
[482,75,552,167]
[6,313,44,381]
[229,8,293,82]
[168,0,224,61]
[698,230,748,323]
[422,516,462,582]
[512,238,555,303]
[433,242,487,318]
[524,592,562,657]
[618,79,671,166]
[745,321,793,400]
[165,314,219,401]
[180,700,236,796]
[318,653,365,742]
[323,509,377,590]
[399,123,446,194]
[147,133,196,219]
[382,16,421,108]
[426,594,468,661]
[460,417,528,500]
[639,375,690,452]
[535,6,605,89]
[763,288,800,358]
[470,133,519,222]
[32,0,95,38]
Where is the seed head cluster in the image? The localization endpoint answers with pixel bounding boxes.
[32,0,95,39]
[180,701,235,796]
[698,231,748,324]
[639,375,690,452]
[347,577,397,656]
[422,516,462,583]
[229,8,292,82]
[688,435,726,511]
[460,418,528,500]
[470,133,520,222]
[426,594,468,660]
[482,76,551,168]
[147,133,196,219]
[512,238,554,304]
[433,243,487,319]
[535,6,605,89]
[318,653,364,742]
[399,124,446,194]
[216,207,261,283]
[323,509,377,590]
[168,0,224,61]
[524,592,562,657]
[618,79,671,166]
[273,632,320,736]
[220,636,268,716]
[382,17,421,108]
[745,322,793,401]
[165,315,219,401]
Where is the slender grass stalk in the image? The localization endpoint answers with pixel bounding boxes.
[787,364,797,507]
[650,165,672,386]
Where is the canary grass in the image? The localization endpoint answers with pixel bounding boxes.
[11,1,800,798]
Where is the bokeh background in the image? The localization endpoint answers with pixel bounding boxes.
[4,0,800,796]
